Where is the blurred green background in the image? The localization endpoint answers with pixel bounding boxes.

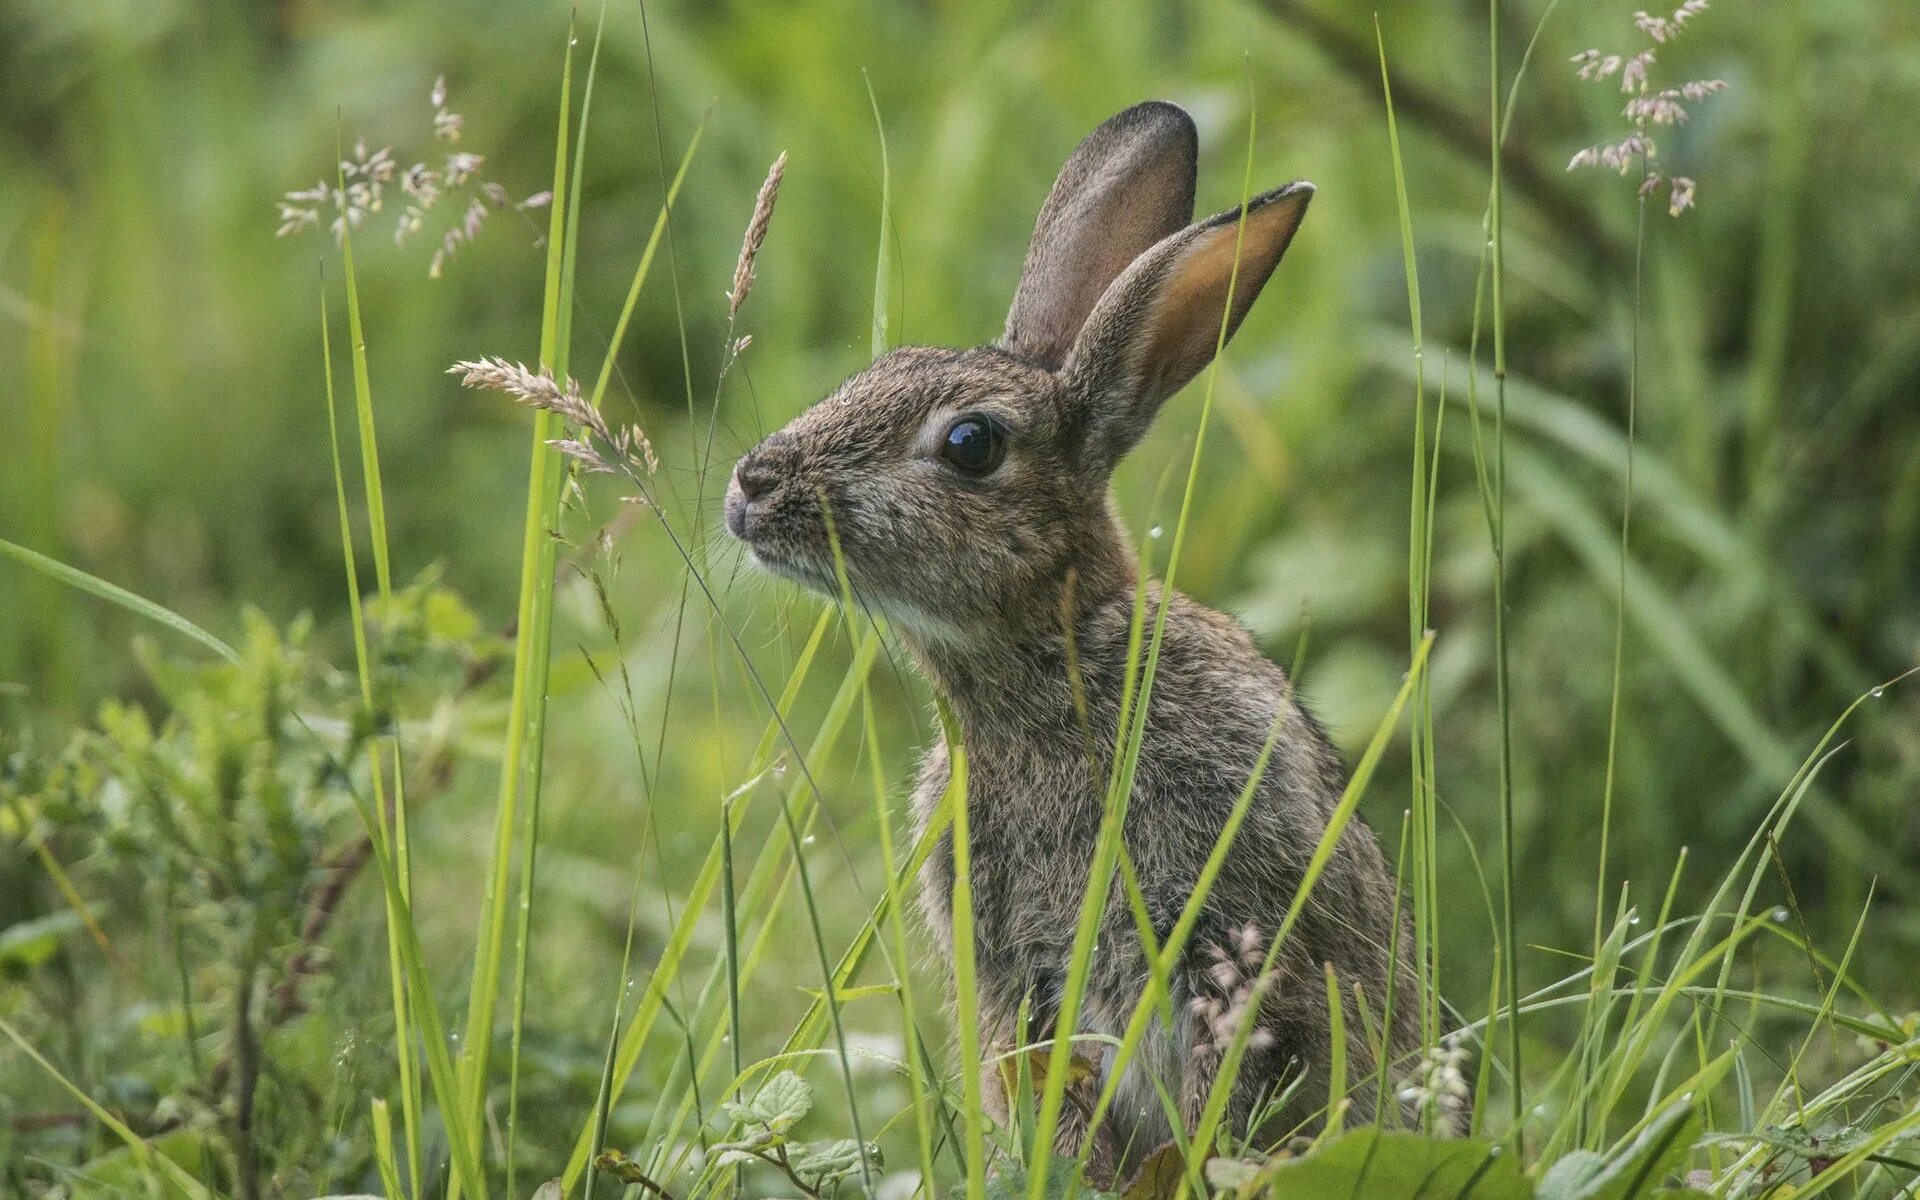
[3,0,1918,1188]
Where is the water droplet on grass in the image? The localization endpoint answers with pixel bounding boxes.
[1772,907,1791,922]
[1148,525,1164,540]
[1870,685,1886,698]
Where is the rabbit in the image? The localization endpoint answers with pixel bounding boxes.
[724,100,1423,1174]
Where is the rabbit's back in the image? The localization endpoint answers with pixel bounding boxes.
[911,584,1417,1151]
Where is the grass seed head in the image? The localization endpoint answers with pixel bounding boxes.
[728,151,788,321]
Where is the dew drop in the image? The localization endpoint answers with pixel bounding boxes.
[1148,525,1164,540]
[1628,913,1642,926]
[803,834,817,846]
[1771,906,1791,923]
[1870,685,1886,698]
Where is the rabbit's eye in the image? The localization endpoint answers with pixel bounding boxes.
[940,416,1005,476]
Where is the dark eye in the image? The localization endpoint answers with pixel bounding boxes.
[940,416,1005,476]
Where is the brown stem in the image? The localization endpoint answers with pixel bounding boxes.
[229,959,261,1200]
[266,837,373,1024]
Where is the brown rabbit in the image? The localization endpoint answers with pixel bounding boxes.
[725,101,1421,1171]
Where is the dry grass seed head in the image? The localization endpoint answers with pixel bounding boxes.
[728,152,788,320]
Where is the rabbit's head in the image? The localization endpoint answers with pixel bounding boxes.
[725,101,1310,642]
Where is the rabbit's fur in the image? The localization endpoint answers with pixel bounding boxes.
[726,101,1421,1170]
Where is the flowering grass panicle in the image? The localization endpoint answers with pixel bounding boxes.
[1567,0,1726,215]
[276,75,550,274]
[450,357,658,478]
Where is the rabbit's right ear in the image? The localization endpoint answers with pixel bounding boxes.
[1000,101,1199,369]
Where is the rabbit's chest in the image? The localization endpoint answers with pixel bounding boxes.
[917,749,1149,1003]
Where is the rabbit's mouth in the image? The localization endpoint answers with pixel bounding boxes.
[744,542,837,595]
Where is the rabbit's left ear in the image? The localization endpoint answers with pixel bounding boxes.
[1001,102,1199,369]
[1063,182,1311,467]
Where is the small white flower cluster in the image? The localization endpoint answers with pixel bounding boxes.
[1633,0,1709,43]
[1566,1,1726,216]
[275,75,552,275]
[1189,923,1278,1069]
[1396,1033,1471,1124]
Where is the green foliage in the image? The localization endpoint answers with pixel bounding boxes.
[707,1070,882,1198]
[0,588,496,1196]
[2,1,1919,1198]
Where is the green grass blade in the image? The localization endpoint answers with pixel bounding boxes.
[0,1014,216,1200]
[938,700,987,1200]
[459,11,577,1153]
[1374,15,1442,1058]
[505,9,606,1193]
[320,277,424,1200]
[0,537,237,664]
[864,70,892,357]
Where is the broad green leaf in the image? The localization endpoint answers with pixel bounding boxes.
[1569,1104,1701,1200]
[790,1138,881,1188]
[1537,1151,1606,1200]
[752,1068,814,1133]
[1257,1130,1530,1200]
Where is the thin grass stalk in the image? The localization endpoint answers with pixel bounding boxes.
[457,15,576,1165]
[864,71,892,359]
[1372,815,1412,1126]
[937,700,987,1200]
[339,176,428,1189]
[342,765,489,1196]
[1025,94,1261,1200]
[1456,0,1563,1136]
[587,118,705,414]
[558,615,877,1188]
[320,281,424,1199]
[1487,0,1523,1136]
[1322,963,1348,1137]
[583,868,655,1200]
[371,1099,403,1200]
[863,682,941,1197]
[1374,17,1442,1060]
[1763,885,1874,1130]
[1594,154,1649,1022]
[335,131,413,922]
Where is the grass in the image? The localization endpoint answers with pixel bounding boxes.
[2,1,1919,1198]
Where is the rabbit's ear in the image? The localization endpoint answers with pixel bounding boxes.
[1001,101,1198,369]
[1063,182,1311,466]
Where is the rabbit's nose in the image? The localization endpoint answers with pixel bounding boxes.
[733,452,778,503]
[726,438,790,540]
